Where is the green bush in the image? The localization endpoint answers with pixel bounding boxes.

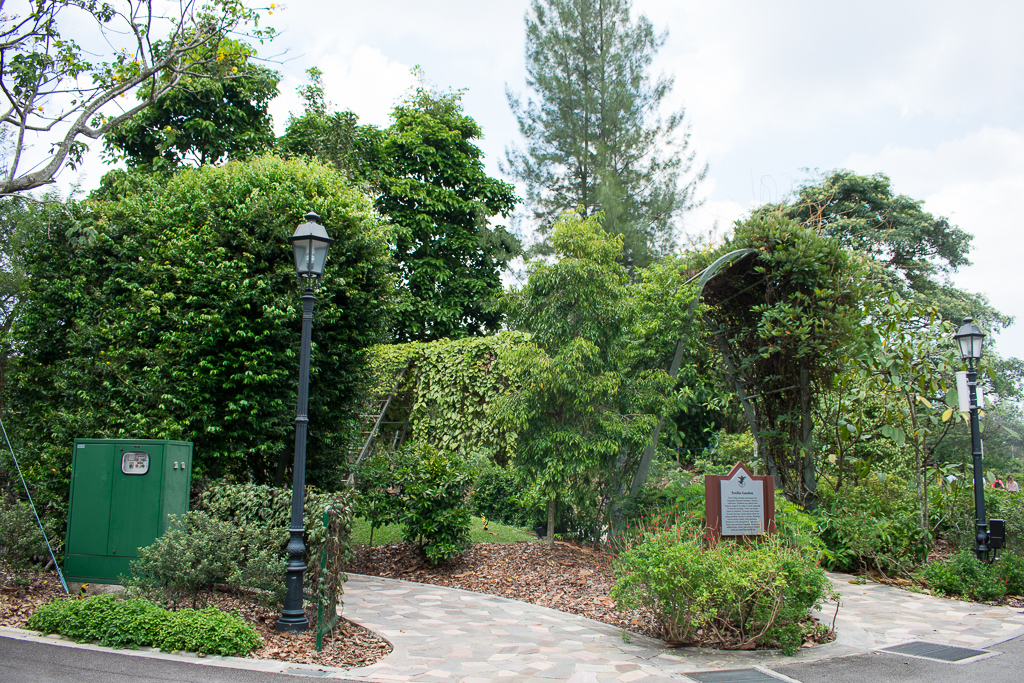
[352,449,405,546]
[938,487,1024,555]
[0,497,63,568]
[156,606,262,656]
[397,443,472,564]
[27,594,260,655]
[611,526,833,655]
[126,511,233,604]
[470,465,534,527]
[816,476,929,575]
[999,550,1024,594]
[922,550,1006,601]
[129,483,352,608]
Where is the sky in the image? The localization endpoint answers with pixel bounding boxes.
[61,0,1024,359]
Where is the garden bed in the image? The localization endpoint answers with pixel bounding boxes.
[0,560,391,670]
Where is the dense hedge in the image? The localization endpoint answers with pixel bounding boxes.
[4,156,395,511]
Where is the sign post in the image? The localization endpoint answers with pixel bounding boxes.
[705,462,775,540]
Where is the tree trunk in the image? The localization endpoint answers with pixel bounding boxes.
[799,364,817,511]
[546,496,556,548]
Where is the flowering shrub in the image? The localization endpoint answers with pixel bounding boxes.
[816,476,929,575]
[922,550,1005,601]
[610,524,834,655]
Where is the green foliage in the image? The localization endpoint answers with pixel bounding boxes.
[0,497,62,568]
[278,68,384,181]
[611,527,832,655]
[352,450,404,545]
[816,477,930,575]
[400,334,530,465]
[351,515,536,545]
[157,605,263,656]
[470,466,536,527]
[0,0,275,195]
[5,156,394,512]
[129,483,352,608]
[127,512,246,607]
[498,211,674,540]
[922,550,1007,601]
[396,443,472,564]
[279,71,520,342]
[103,39,280,169]
[770,170,1008,331]
[506,0,704,268]
[380,84,520,341]
[937,486,1024,555]
[27,594,260,656]
[701,214,875,509]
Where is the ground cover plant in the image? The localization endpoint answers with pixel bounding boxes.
[27,593,261,656]
[921,549,1024,602]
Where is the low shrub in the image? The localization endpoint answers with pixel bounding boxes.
[27,593,260,655]
[0,497,63,568]
[127,512,245,607]
[611,525,834,655]
[156,605,262,656]
[129,483,353,609]
[921,550,1006,601]
[816,476,929,576]
[397,443,472,564]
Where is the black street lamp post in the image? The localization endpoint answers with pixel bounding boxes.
[277,212,334,633]
[954,317,989,563]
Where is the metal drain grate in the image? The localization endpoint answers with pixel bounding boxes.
[880,641,992,663]
[280,668,333,677]
[687,669,790,683]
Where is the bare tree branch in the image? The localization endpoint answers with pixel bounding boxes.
[0,0,274,196]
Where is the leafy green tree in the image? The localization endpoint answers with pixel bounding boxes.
[4,156,395,514]
[505,0,705,269]
[0,0,274,195]
[103,39,280,170]
[380,86,520,341]
[701,214,876,510]
[277,68,384,182]
[498,210,672,543]
[769,170,1009,333]
[278,74,519,341]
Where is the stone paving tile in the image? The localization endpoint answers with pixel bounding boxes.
[332,572,1024,681]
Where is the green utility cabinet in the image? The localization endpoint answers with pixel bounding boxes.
[64,439,193,584]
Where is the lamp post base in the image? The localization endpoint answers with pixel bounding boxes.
[276,527,309,632]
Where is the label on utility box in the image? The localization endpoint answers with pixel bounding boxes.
[121,450,150,475]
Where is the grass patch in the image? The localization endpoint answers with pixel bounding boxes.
[352,515,537,546]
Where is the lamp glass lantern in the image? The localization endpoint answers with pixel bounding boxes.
[289,212,334,282]
[954,317,985,362]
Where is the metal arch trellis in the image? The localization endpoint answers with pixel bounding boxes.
[624,248,758,502]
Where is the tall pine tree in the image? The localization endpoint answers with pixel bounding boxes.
[505,0,705,270]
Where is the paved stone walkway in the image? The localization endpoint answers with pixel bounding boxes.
[336,572,1024,682]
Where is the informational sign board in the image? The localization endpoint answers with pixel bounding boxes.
[705,462,775,539]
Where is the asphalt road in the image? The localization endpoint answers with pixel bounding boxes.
[0,636,360,683]
[772,632,1024,683]
[4,633,1024,682]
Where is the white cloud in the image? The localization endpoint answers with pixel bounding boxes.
[844,127,1024,358]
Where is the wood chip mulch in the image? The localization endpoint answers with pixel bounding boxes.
[0,563,65,628]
